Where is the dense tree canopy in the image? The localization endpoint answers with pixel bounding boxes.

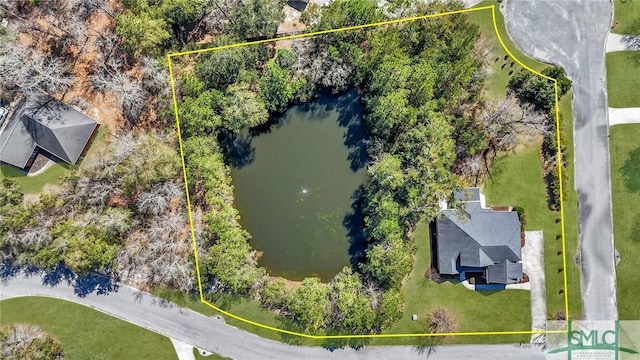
[169,0,489,332]
[330,267,377,332]
[288,277,331,332]
[226,0,287,40]
[508,66,571,113]
[0,133,191,290]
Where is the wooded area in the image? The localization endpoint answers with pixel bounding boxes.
[0,0,570,336]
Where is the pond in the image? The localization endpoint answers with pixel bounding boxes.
[230,90,368,281]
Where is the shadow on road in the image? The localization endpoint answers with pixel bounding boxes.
[0,262,119,298]
[73,272,119,297]
[320,335,370,352]
[42,263,75,287]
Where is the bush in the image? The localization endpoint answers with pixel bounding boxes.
[546,164,568,211]
[0,324,64,360]
[508,69,556,112]
[260,277,291,310]
[276,49,297,69]
[542,66,572,96]
[424,267,440,282]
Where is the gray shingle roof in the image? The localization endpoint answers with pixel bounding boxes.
[435,188,522,284]
[0,92,97,168]
[486,261,523,284]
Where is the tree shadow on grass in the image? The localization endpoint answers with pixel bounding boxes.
[621,146,640,193]
[632,219,640,244]
[275,317,308,346]
[204,292,243,312]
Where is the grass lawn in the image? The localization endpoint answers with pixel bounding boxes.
[482,93,581,320]
[373,221,530,346]
[606,52,640,108]
[0,297,177,360]
[151,3,569,346]
[609,124,640,320]
[193,348,231,360]
[611,0,640,35]
[0,162,71,194]
[0,126,110,194]
[469,1,547,100]
[151,287,325,346]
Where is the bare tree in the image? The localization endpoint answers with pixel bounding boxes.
[74,177,118,209]
[90,62,148,124]
[140,57,170,96]
[116,210,193,291]
[292,39,353,92]
[454,154,487,185]
[65,0,106,22]
[136,182,181,216]
[0,44,74,95]
[424,267,441,283]
[0,324,63,360]
[425,308,457,334]
[473,33,495,68]
[478,96,548,152]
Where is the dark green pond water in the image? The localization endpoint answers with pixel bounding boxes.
[230,91,367,281]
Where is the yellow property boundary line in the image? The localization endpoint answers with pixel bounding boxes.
[166,4,570,340]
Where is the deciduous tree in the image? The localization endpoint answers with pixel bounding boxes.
[226,0,286,39]
[222,83,269,132]
[288,277,331,332]
[362,238,412,289]
[330,267,376,332]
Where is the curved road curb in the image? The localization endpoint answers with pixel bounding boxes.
[0,272,546,360]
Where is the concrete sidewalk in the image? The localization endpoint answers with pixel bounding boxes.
[609,107,640,126]
[522,231,547,345]
[606,33,640,53]
[503,0,617,322]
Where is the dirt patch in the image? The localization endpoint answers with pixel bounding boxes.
[22,183,62,206]
[268,276,303,289]
[62,10,123,134]
[275,5,307,51]
[11,4,123,134]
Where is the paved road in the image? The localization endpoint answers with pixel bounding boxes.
[0,272,546,360]
[503,0,617,321]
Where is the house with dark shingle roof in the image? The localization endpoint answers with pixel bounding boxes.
[0,92,98,169]
[435,187,523,285]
